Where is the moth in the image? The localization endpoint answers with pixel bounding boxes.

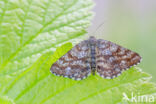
[50,36,142,80]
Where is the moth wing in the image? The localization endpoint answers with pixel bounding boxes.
[50,40,91,80]
[96,39,141,79]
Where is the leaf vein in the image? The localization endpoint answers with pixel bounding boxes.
[0,0,78,70]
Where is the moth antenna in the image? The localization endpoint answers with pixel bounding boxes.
[87,21,107,38]
[93,21,106,35]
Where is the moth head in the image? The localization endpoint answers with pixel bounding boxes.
[89,36,96,43]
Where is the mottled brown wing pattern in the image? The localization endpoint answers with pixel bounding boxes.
[50,40,91,80]
[50,36,142,80]
[96,39,142,79]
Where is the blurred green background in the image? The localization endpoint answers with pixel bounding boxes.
[88,0,156,82]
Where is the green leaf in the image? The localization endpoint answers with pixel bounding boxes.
[0,95,15,104]
[1,42,156,104]
[0,0,93,91]
[0,0,156,104]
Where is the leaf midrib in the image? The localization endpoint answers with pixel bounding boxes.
[3,32,84,99]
